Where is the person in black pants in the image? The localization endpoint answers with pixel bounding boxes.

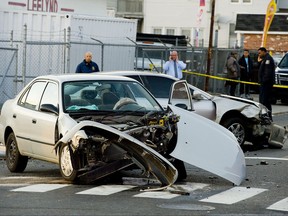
[257,47,275,120]
[238,49,254,99]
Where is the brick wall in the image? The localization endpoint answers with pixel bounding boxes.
[243,34,288,53]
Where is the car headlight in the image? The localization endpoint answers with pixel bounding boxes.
[259,104,269,115]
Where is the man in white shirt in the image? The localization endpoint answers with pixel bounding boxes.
[163,51,186,79]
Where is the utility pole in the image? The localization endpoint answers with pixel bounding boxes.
[204,0,215,92]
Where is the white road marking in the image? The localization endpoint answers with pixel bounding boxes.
[245,157,288,161]
[267,197,288,212]
[134,182,209,199]
[76,185,136,195]
[10,184,69,192]
[134,191,180,199]
[199,187,268,204]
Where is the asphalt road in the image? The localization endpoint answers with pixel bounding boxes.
[0,102,287,216]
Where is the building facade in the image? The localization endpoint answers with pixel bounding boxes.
[109,0,288,51]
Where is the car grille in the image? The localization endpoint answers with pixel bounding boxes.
[279,74,288,85]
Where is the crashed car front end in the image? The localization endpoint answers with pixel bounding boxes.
[56,111,180,186]
[216,95,288,148]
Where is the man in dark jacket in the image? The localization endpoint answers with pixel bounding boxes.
[258,47,275,120]
[76,51,100,73]
[238,49,254,99]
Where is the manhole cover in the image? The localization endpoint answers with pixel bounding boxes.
[158,203,215,211]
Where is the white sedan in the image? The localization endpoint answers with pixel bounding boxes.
[98,71,288,148]
[0,74,246,186]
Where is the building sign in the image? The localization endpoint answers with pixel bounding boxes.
[27,0,58,12]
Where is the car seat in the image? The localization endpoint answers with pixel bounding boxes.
[101,92,119,109]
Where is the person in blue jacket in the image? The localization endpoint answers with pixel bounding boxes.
[76,51,100,73]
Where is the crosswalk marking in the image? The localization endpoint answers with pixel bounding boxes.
[10,184,69,192]
[267,197,288,212]
[5,182,288,212]
[199,187,268,204]
[134,182,209,199]
[76,185,136,195]
[134,191,180,199]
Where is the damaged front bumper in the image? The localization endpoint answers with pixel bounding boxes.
[56,121,178,186]
[267,123,288,148]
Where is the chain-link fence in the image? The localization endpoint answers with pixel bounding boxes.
[0,28,244,105]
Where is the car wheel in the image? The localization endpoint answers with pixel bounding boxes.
[59,144,77,181]
[221,117,246,146]
[6,132,28,172]
[172,159,187,182]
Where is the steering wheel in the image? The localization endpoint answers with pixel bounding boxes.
[113,98,138,110]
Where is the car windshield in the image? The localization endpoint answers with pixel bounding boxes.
[277,54,288,68]
[62,80,162,113]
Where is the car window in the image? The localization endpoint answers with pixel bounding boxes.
[126,75,142,84]
[140,76,175,98]
[278,54,288,68]
[63,80,162,112]
[40,82,58,109]
[19,81,47,110]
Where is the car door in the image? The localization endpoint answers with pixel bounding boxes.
[168,80,193,111]
[31,81,59,162]
[16,80,59,162]
[167,81,246,185]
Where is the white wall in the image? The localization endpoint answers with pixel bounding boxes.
[141,0,274,48]
[0,0,107,16]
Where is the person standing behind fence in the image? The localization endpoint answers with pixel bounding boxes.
[238,49,254,99]
[163,51,186,79]
[76,51,100,73]
[257,47,275,120]
[225,51,240,96]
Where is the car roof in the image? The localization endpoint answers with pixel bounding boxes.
[34,73,137,83]
[97,71,179,80]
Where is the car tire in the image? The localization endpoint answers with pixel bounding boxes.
[221,117,246,146]
[6,132,28,172]
[172,159,187,182]
[59,143,77,181]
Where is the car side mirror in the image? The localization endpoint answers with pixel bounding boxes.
[175,103,188,110]
[193,93,203,100]
[40,104,59,115]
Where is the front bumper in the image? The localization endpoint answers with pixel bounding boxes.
[268,123,288,148]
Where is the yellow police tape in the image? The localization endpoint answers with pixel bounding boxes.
[182,70,288,89]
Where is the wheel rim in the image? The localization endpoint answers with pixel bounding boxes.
[60,146,74,177]
[227,123,245,145]
[7,139,17,165]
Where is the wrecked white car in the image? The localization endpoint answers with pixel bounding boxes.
[0,74,245,186]
[98,71,288,148]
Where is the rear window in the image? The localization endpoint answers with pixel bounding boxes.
[141,76,175,98]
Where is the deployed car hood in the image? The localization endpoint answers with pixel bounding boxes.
[169,105,246,185]
[57,120,178,186]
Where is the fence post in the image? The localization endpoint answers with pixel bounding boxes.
[22,24,27,87]
[14,44,18,96]
[90,37,104,71]
[66,27,71,73]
